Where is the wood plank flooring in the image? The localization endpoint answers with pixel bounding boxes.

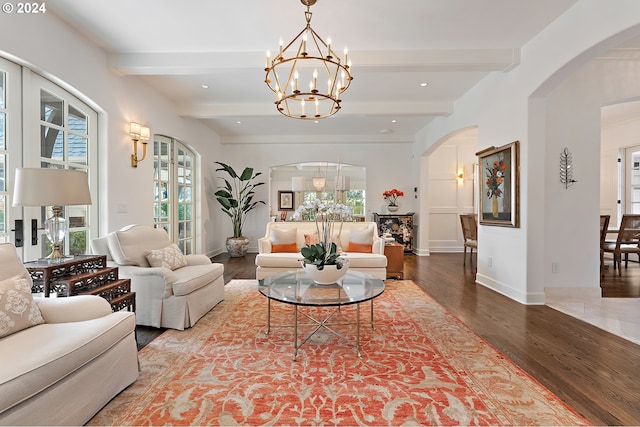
[137,252,640,426]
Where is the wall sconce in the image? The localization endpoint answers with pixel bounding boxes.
[456,168,464,184]
[130,121,150,168]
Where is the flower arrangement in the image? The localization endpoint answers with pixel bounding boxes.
[293,199,352,269]
[382,188,404,206]
[485,156,508,198]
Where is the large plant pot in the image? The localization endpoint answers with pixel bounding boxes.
[226,236,249,257]
[302,259,350,285]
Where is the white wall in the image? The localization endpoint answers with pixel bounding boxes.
[413,0,640,304]
[0,11,225,255]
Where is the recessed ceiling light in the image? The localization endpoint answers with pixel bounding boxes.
[202,84,209,89]
[236,121,242,124]
[391,119,397,123]
[420,82,428,87]
[314,120,319,124]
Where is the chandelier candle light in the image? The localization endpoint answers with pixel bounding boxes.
[265,0,353,119]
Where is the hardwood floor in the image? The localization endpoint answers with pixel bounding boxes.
[137,252,640,426]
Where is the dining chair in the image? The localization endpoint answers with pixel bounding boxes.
[602,214,640,276]
[600,214,610,278]
[459,214,478,266]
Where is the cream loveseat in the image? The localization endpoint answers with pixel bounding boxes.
[91,224,225,330]
[0,243,138,426]
[255,221,387,279]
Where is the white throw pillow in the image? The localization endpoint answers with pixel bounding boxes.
[0,273,44,338]
[145,244,188,270]
[270,227,297,244]
[348,225,374,244]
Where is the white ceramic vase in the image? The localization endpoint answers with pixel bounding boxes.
[387,205,399,212]
[302,259,350,285]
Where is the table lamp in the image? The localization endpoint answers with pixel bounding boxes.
[12,168,92,260]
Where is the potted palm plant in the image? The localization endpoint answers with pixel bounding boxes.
[213,161,265,257]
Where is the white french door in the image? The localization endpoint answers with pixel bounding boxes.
[2,57,98,261]
[0,58,23,248]
[153,135,196,254]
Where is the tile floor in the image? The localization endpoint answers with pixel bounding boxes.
[546,297,640,345]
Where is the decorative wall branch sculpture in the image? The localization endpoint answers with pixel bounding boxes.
[560,147,577,189]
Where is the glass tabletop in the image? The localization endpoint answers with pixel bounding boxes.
[259,269,385,307]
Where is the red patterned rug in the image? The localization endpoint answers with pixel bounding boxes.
[89,280,589,426]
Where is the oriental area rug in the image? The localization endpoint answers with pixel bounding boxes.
[89,280,589,426]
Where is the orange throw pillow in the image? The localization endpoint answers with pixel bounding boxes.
[271,242,299,253]
[346,242,373,253]
[304,233,319,245]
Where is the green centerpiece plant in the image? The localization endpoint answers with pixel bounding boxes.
[293,199,352,283]
[213,161,265,257]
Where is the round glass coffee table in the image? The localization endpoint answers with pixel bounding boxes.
[258,269,385,360]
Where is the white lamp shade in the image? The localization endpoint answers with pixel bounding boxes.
[335,175,350,191]
[129,121,141,137]
[291,176,305,192]
[12,168,92,207]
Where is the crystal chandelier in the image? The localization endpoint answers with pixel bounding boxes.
[265,0,353,120]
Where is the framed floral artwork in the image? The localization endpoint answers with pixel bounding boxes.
[278,190,294,211]
[476,141,519,227]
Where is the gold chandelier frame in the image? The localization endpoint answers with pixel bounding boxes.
[265,0,352,120]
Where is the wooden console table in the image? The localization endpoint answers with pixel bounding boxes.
[24,255,135,312]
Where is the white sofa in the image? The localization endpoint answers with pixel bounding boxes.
[0,243,138,426]
[256,221,387,279]
[91,224,225,330]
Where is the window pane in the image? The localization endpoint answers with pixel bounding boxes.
[160,203,169,221]
[67,205,88,228]
[69,230,87,255]
[0,154,4,191]
[0,195,5,234]
[41,125,64,160]
[0,71,5,109]
[0,112,5,150]
[69,104,87,135]
[68,134,87,165]
[40,90,63,125]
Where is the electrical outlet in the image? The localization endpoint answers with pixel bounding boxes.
[487,256,493,267]
[552,263,559,273]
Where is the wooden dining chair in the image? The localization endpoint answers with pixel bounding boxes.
[600,214,610,278]
[602,214,640,275]
[459,214,478,266]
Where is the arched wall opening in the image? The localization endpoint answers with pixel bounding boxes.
[527,25,640,301]
[418,126,478,255]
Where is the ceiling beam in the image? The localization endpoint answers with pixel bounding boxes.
[108,49,520,75]
[178,101,453,118]
[218,133,418,145]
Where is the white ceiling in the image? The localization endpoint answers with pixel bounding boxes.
[48,0,580,143]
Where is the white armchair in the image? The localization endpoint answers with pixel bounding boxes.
[0,243,138,425]
[90,225,224,330]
